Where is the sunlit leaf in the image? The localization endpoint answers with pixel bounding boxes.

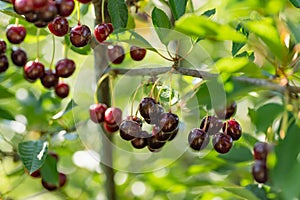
[224,187,259,200]
[169,0,188,20]
[52,99,77,120]
[40,155,59,185]
[0,85,14,99]
[289,0,300,8]
[202,8,216,17]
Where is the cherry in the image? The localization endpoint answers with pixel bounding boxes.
[48,151,59,161]
[126,116,142,128]
[168,126,179,141]
[6,25,26,44]
[0,55,9,73]
[252,160,268,183]
[70,24,91,47]
[41,179,57,191]
[89,103,107,123]
[253,142,269,161]
[212,132,233,154]
[0,40,7,54]
[200,116,223,135]
[58,173,67,187]
[119,119,141,140]
[55,58,76,78]
[41,172,67,191]
[55,0,75,17]
[25,168,41,178]
[24,60,45,81]
[107,45,125,64]
[188,128,210,151]
[159,112,179,133]
[104,107,122,125]
[103,122,119,133]
[152,125,171,141]
[55,82,69,98]
[139,97,163,124]
[37,1,57,23]
[147,146,163,153]
[147,135,166,151]
[130,46,147,61]
[223,119,242,141]
[24,12,39,23]
[40,69,59,88]
[13,0,33,14]
[76,0,92,4]
[94,23,113,43]
[34,21,48,28]
[32,0,48,9]
[11,47,27,67]
[131,130,149,149]
[215,101,237,120]
[48,17,69,37]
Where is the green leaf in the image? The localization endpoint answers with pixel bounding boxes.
[175,15,246,42]
[224,187,259,200]
[169,0,188,20]
[40,155,59,186]
[156,85,179,106]
[202,8,216,17]
[272,123,300,199]
[218,144,253,163]
[152,7,172,45]
[290,0,300,8]
[235,51,255,62]
[232,24,249,56]
[245,184,268,200]
[0,108,14,120]
[18,140,48,174]
[248,103,284,133]
[244,19,287,60]
[108,0,128,30]
[52,99,77,120]
[80,4,90,15]
[0,85,14,99]
[0,7,23,19]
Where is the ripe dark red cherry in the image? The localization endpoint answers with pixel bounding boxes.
[55,58,76,78]
[147,135,166,151]
[153,125,171,141]
[252,160,268,183]
[168,126,179,141]
[107,45,125,64]
[24,12,39,23]
[34,20,48,28]
[159,112,179,133]
[104,107,122,125]
[41,172,67,191]
[13,0,33,14]
[188,128,210,151]
[40,69,59,88]
[216,101,237,119]
[11,47,27,67]
[70,24,91,47]
[55,0,75,17]
[253,142,269,161]
[6,25,26,44]
[126,116,143,128]
[24,60,45,81]
[89,103,107,123]
[0,55,9,73]
[0,40,7,54]
[32,0,48,9]
[48,17,69,37]
[212,132,233,154]
[139,97,164,124]
[94,24,110,43]
[131,130,149,149]
[119,119,141,140]
[37,1,57,23]
[130,46,147,61]
[223,119,242,141]
[30,169,41,178]
[55,82,69,98]
[200,116,223,135]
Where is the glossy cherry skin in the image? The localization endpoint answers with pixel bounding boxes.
[55,82,70,98]
[55,58,76,78]
[159,112,179,133]
[0,55,9,73]
[24,60,45,80]
[55,0,75,17]
[223,119,242,141]
[131,131,149,149]
[6,25,26,44]
[103,122,119,133]
[94,23,113,43]
[252,160,268,183]
[0,40,7,54]
[147,134,166,150]
[200,116,223,135]
[253,142,269,161]
[13,0,33,14]
[104,107,122,125]
[188,128,210,151]
[119,119,141,140]
[215,101,237,120]
[40,69,59,88]
[37,1,57,23]
[130,46,147,61]
[32,0,48,9]
[89,103,107,123]
[70,24,91,47]
[24,12,39,23]
[48,17,69,37]
[212,132,233,154]
[107,45,125,64]
[11,47,27,67]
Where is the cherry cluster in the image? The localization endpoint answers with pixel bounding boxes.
[107,45,147,64]
[188,102,242,154]
[27,152,67,191]
[89,103,123,133]
[119,97,179,152]
[252,142,269,183]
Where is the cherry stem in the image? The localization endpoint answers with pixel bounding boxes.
[36,28,40,60]
[63,41,69,58]
[15,18,19,26]
[94,73,110,104]
[201,114,209,131]
[109,75,115,107]
[49,35,56,70]
[150,76,162,99]
[76,1,81,24]
[223,120,228,135]
[130,83,143,116]
[101,0,105,24]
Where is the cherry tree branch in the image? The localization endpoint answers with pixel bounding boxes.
[110,67,300,94]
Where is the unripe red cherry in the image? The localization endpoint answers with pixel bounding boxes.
[48,16,69,37]
[55,58,76,78]
[89,103,107,123]
[24,60,45,81]
[104,107,122,125]
[107,45,125,64]
[0,55,9,73]
[130,46,147,61]
[222,119,242,141]
[70,24,91,47]
[6,25,26,44]
[55,0,75,17]
[103,122,119,133]
[55,82,69,98]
